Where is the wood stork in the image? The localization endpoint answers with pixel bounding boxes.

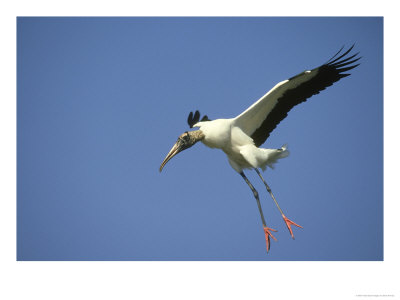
[159,45,360,252]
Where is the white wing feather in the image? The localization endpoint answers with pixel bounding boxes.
[233,70,318,137]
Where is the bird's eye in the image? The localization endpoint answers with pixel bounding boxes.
[178,135,187,143]
[179,133,189,141]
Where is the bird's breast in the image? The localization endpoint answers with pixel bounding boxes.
[199,119,233,149]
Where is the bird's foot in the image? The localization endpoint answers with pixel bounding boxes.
[282,214,303,239]
[263,226,277,253]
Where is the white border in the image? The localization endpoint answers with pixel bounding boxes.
[2,1,398,299]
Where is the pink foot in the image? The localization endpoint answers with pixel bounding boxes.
[282,214,303,239]
[263,226,277,252]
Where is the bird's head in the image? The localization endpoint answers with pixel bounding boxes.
[159,130,204,172]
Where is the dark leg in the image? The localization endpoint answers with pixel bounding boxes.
[255,168,303,239]
[239,171,277,252]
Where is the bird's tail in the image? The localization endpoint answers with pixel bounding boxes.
[260,144,289,171]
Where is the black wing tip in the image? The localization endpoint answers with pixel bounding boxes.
[187,111,193,128]
[324,44,361,76]
[327,44,357,62]
[325,45,345,64]
[253,44,360,147]
[187,110,210,128]
[201,115,210,122]
[187,110,199,128]
[329,44,360,60]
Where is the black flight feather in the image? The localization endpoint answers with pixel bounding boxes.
[187,110,211,128]
[251,45,361,147]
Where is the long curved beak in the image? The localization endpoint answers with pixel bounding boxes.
[159,141,183,172]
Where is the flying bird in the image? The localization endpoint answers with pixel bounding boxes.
[159,45,360,252]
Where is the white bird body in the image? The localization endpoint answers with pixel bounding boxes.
[193,119,288,172]
[159,46,360,252]
[188,72,327,173]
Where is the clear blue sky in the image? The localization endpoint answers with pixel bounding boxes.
[17,17,383,260]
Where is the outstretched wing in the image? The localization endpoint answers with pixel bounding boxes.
[187,110,210,128]
[234,45,361,147]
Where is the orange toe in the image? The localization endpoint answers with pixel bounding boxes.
[282,215,303,239]
[263,226,277,252]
